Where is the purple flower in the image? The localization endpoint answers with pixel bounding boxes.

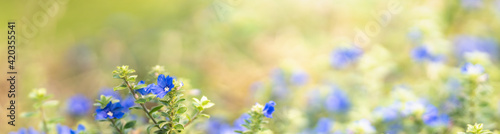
[454,35,498,60]
[330,47,363,69]
[315,118,333,133]
[95,102,125,120]
[461,0,483,10]
[57,124,85,134]
[422,104,449,127]
[234,113,251,131]
[8,127,39,134]
[325,88,351,113]
[263,101,276,118]
[373,106,400,122]
[411,46,431,62]
[120,95,136,113]
[461,62,485,75]
[291,70,308,86]
[66,95,91,117]
[151,74,175,98]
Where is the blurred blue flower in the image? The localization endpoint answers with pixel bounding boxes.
[373,105,399,122]
[461,62,485,75]
[422,104,449,127]
[207,118,233,134]
[99,88,122,100]
[234,113,251,131]
[454,35,498,60]
[66,94,91,117]
[263,101,276,118]
[95,102,125,120]
[325,88,351,113]
[290,70,308,86]
[121,95,136,113]
[8,127,39,134]
[271,68,288,99]
[57,124,85,134]
[314,118,333,133]
[151,74,175,98]
[411,46,431,62]
[330,47,363,69]
[461,0,483,10]
[135,81,155,95]
[407,28,423,43]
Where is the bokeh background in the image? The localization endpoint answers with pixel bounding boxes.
[1,0,500,133]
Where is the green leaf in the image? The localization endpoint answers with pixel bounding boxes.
[174,124,184,130]
[20,112,37,118]
[127,75,137,82]
[113,74,121,79]
[177,98,186,103]
[192,98,200,104]
[124,120,136,129]
[129,106,142,110]
[43,100,59,107]
[135,98,147,103]
[149,105,164,114]
[147,125,154,134]
[200,114,210,118]
[177,107,188,114]
[134,83,147,89]
[203,102,215,109]
[114,84,128,91]
[47,117,64,123]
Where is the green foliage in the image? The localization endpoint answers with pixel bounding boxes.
[236,103,271,134]
[459,123,493,134]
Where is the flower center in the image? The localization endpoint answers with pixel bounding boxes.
[107,111,114,117]
[164,87,169,92]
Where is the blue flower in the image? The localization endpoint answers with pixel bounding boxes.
[135,81,155,95]
[411,46,446,63]
[422,104,449,127]
[8,127,39,134]
[330,47,363,69]
[461,62,485,75]
[57,124,85,134]
[151,74,175,98]
[207,118,233,134]
[95,102,125,120]
[120,95,136,113]
[66,94,91,117]
[314,118,333,133]
[454,35,498,60]
[234,113,251,131]
[325,88,351,113]
[461,0,483,10]
[263,101,276,118]
[411,46,431,62]
[271,68,288,99]
[290,70,308,86]
[373,106,399,122]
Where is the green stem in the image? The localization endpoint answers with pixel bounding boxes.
[184,111,201,128]
[109,119,124,134]
[39,106,49,133]
[123,78,161,130]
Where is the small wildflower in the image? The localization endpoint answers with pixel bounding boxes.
[151,74,175,98]
[66,94,91,117]
[57,124,85,134]
[95,102,125,120]
[263,101,276,118]
[325,88,351,113]
[330,47,363,69]
[314,118,333,134]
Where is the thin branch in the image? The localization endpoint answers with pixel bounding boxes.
[123,78,161,130]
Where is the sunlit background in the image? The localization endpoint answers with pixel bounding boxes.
[2,0,500,133]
